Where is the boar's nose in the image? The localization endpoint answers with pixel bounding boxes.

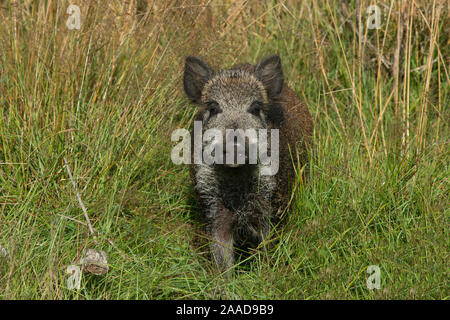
[224,130,248,166]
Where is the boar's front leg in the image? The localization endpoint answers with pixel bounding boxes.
[209,203,235,272]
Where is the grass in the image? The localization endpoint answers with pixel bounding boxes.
[0,0,448,299]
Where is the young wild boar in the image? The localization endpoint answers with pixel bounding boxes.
[183,55,313,272]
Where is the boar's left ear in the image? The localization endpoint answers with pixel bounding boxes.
[184,56,213,103]
[255,55,284,98]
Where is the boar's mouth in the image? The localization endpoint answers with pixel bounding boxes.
[221,140,259,168]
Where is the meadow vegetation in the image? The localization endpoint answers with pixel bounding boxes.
[0,0,448,299]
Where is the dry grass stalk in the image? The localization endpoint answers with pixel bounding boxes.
[63,157,97,244]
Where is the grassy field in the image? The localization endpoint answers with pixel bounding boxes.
[0,0,448,299]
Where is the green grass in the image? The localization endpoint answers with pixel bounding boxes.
[0,0,448,299]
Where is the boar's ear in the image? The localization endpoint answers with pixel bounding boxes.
[184,56,212,103]
[255,55,284,98]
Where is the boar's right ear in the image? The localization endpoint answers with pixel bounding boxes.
[184,56,212,103]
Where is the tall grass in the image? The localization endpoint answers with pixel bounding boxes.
[0,0,448,299]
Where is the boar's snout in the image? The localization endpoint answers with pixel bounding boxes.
[222,129,258,167]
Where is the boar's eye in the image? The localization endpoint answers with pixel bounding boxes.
[205,101,222,117]
[248,101,263,117]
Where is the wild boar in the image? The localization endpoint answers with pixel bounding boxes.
[183,54,313,272]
